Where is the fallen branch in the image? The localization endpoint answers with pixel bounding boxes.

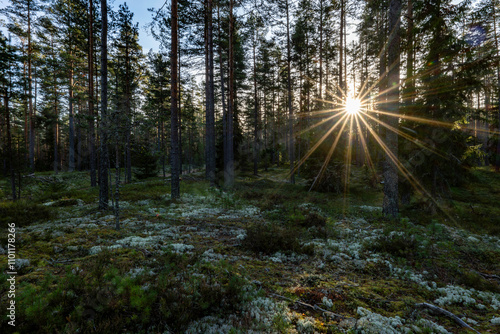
[474,270,500,282]
[269,293,353,321]
[415,303,480,334]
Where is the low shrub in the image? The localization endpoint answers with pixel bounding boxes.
[0,200,52,228]
[242,222,303,254]
[366,232,419,259]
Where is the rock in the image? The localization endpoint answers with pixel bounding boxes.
[15,258,30,270]
[339,318,356,330]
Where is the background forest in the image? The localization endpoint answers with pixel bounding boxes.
[1,0,500,333]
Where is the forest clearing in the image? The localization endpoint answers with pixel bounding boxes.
[0,167,499,333]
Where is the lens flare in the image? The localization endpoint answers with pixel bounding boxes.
[345,97,362,115]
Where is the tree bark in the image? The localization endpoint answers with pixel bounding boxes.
[339,0,344,93]
[382,0,401,218]
[493,0,500,171]
[28,0,35,173]
[286,0,295,184]
[225,0,235,188]
[99,0,109,210]
[68,62,75,172]
[218,4,228,182]
[89,0,96,186]
[253,24,259,176]
[171,0,180,198]
[205,0,216,186]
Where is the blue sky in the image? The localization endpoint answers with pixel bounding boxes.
[120,0,165,53]
[0,0,165,53]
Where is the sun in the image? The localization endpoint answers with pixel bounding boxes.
[345,97,362,115]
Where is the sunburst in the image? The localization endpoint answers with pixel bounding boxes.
[288,75,481,220]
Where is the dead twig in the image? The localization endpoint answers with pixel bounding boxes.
[474,270,500,282]
[269,293,353,320]
[415,302,480,334]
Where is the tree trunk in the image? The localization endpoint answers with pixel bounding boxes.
[225,0,235,188]
[319,0,323,109]
[99,0,109,210]
[89,0,96,186]
[253,27,259,176]
[339,0,344,93]
[68,63,75,172]
[171,0,180,198]
[4,93,16,200]
[205,0,216,186]
[28,0,35,173]
[382,0,401,218]
[493,0,500,171]
[286,0,295,184]
[218,4,228,181]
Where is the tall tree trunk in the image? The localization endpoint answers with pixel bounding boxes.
[253,27,259,176]
[286,0,295,184]
[225,0,235,188]
[4,93,16,200]
[218,4,228,181]
[382,0,401,218]
[99,0,109,210]
[89,0,96,186]
[493,0,500,171]
[400,0,413,205]
[339,0,344,93]
[125,39,132,183]
[28,0,35,172]
[178,46,182,175]
[319,0,323,109]
[171,0,180,198]
[68,63,75,172]
[52,36,59,175]
[77,102,82,170]
[205,0,216,186]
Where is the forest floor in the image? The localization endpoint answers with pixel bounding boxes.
[0,166,499,333]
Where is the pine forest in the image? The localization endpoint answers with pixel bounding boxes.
[1,0,500,332]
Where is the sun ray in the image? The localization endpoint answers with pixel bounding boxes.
[343,114,355,214]
[357,115,457,223]
[363,112,447,159]
[291,113,350,177]
[309,120,349,192]
[295,110,346,137]
[354,113,378,182]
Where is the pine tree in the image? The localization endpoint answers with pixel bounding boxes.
[171,0,180,198]
[382,0,401,218]
[99,0,109,210]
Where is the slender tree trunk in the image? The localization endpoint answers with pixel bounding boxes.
[115,135,120,230]
[77,102,82,170]
[51,36,59,174]
[382,0,401,218]
[178,46,183,175]
[205,0,216,185]
[225,0,235,188]
[89,0,96,186]
[99,0,109,210]
[339,0,344,93]
[253,27,259,176]
[319,0,323,108]
[27,1,35,172]
[68,63,75,172]
[4,94,16,200]
[286,0,295,184]
[218,4,228,181]
[493,0,500,171]
[171,0,180,198]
